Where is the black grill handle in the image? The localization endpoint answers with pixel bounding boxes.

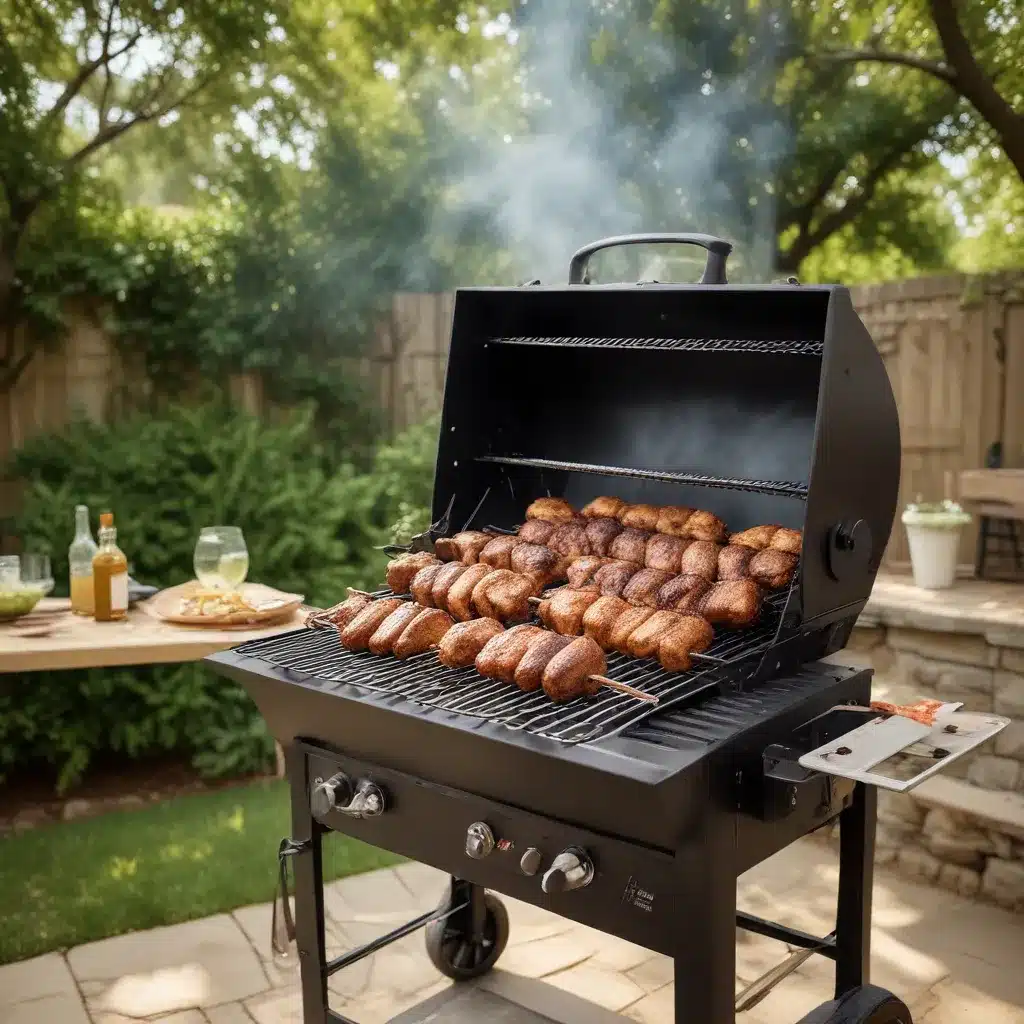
[568,233,733,285]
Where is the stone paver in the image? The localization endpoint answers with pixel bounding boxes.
[3,838,1022,1023]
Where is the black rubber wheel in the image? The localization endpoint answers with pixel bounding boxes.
[797,985,913,1024]
[424,891,510,981]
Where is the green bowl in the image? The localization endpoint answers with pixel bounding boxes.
[0,587,45,621]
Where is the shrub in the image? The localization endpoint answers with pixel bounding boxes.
[2,403,439,790]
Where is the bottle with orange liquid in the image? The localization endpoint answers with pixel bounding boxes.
[92,512,129,622]
[68,505,98,615]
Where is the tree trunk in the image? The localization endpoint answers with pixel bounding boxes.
[0,203,38,392]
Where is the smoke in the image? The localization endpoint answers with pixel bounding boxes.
[433,0,790,284]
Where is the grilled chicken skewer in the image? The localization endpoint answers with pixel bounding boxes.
[307,590,372,630]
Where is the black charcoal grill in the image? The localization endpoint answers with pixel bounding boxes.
[206,234,918,1024]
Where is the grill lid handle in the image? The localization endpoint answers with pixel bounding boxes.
[568,233,733,285]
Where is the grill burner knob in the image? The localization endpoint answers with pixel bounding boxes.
[541,848,594,894]
[520,848,543,876]
[311,772,352,818]
[465,822,496,859]
[341,781,386,819]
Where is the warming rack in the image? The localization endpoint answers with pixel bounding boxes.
[491,336,824,356]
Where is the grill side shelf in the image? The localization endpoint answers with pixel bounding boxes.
[476,455,809,499]
[492,336,824,356]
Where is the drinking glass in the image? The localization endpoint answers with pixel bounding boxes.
[20,554,54,595]
[193,527,249,591]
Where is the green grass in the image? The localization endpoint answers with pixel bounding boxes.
[0,779,402,965]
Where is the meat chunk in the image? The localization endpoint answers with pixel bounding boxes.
[514,633,573,692]
[583,516,623,556]
[394,607,455,658]
[697,580,762,628]
[368,602,422,655]
[609,528,650,564]
[581,496,628,519]
[475,624,546,683]
[410,563,444,607]
[340,598,405,651]
[309,592,370,630]
[565,555,608,590]
[683,510,727,543]
[593,560,639,598]
[658,616,715,671]
[654,506,693,537]
[438,618,505,668]
[430,562,468,611]
[582,595,631,649]
[729,525,777,551]
[479,535,520,570]
[656,574,711,613]
[525,497,576,523]
[619,504,661,531]
[538,588,602,635]
[771,528,803,554]
[718,544,754,581]
[477,572,539,623]
[518,519,556,545]
[624,610,683,659]
[386,552,438,594]
[447,531,493,564]
[446,564,493,621]
[679,540,720,581]
[541,636,608,703]
[548,521,591,559]
[470,569,516,620]
[645,534,687,573]
[622,568,675,608]
[607,606,655,653]
[748,549,799,589]
[511,543,567,586]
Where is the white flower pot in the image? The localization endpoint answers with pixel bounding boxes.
[903,523,962,590]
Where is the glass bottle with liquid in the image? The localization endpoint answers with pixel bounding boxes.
[92,512,129,622]
[68,505,98,615]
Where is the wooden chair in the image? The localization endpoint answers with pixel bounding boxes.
[959,468,1024,580]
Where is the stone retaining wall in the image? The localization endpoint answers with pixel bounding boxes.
[839,623,1024,912]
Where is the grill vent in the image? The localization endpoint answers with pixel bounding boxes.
[492,336,824,356]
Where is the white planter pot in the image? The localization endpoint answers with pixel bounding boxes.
[903,523,962,590]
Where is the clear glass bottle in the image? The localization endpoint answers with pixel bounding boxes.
[92,512,129,622]
[69,505,98,616]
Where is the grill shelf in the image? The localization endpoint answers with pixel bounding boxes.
[492,336,824,356]
[233,587,796,746]
[476,455,809,499]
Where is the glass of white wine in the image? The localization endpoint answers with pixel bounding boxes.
[194,527,249,592]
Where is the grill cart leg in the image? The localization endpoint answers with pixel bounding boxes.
[834,782,877,999]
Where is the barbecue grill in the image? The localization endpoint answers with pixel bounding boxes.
[206,234,1006,1024]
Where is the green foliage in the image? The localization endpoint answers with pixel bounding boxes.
[3,404,439,790]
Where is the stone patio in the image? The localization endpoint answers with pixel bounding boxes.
[1,839,1022,1023]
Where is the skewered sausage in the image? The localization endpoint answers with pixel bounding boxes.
[386,552,438,594]
[541,636,609,703]
[581,595,631,649]
[749,549,800,589]
[368,602,423,655]
[581,496,628,519]
[621,568,675,608]
[518,519,557,545]
[514,632,573,692]
[525,497,576,523]
[446,563,493,621]
[659,616,715,671]
[718,544,755,581]
[430,562,468,608]
[475,624,546,683]
[479,534,521,570]
[394,607,455,658]
[309,592,370,630]
[340,598,406,650]
[438,618,505,668]
[410,563,444,607]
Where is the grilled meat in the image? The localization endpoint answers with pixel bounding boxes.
[548,521,591,559]
[584,516,623,556]
[475,624,546,683]
[748,549,799,589]
[609,527,651,564]
[606,605,655,651]
[654,506,694,537]
[525,497,576,523]
[621,568,675,608]
[470,569,517,620]
[729,524,777,550]
[438,618,505,668]
[771,528,803,554]
[659,616,715,671]
[697,580,762,628]
[518,519,557,545]
[683,510,728,543]
[410,563,444,607]
[678,540,720,580]
[310,592,370,630]
[479,534,520,570]
[385,552,438,594]
[581,595,631,649]
[656,574,712,613]
[368,602,423,655]
[619,503,661,531]
[581,496,628,519]
[624,610,684,659]
[340,598,406,651]
[446,563,494,621]
[718,544,755,581]
[478,571,539,623]
[394,607,455,658]
[510,543,567,586]
[430,562,468,609]
[453,531,495,565]
[565,555,608,590]
[514,632,573,692]
[593,560,639,598]
[645,534,687,573]
[541,636,608,703]
[538,588,601,635]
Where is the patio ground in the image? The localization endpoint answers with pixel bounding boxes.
[2,837,1021,1024]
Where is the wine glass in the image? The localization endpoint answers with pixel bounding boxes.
[20,554,54,595]
[193,527,249,592]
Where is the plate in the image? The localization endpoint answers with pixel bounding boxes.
[144,582,305,628]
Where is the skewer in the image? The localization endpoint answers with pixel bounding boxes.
[589,675,659,703]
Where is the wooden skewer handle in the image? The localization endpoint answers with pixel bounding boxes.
[590,675,659,703]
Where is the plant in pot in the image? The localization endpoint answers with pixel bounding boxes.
[901,497,972,590]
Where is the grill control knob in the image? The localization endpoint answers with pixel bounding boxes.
[340,781,386,819]
[465,822,496,860]
[311,772,352,818]
[541,848,594,894]
[520,848,543,876]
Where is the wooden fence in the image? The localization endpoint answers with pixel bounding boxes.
[3,276,1024,569]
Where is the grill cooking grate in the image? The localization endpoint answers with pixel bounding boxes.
[476,455,808,499]
[492,336,823,356]
[233,588,796,745]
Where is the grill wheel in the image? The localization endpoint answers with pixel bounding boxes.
[798,985,913,1024]
[424,891,509,981]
